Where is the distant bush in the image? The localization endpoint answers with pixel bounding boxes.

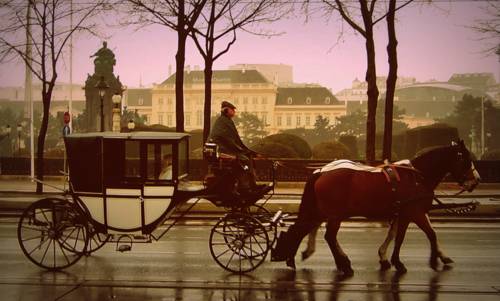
[312,141,352,160]
[252,142,299,158]
[481,149,500,160]
[259,133,311,159]
[338,135,358,159]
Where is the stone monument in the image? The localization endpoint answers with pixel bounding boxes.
[84,42,124,132]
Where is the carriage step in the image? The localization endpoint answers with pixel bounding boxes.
[117,245,131,252]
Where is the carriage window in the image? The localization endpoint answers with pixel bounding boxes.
[147,143,173,181]
[125,141,141,178]
[178,139,188,178]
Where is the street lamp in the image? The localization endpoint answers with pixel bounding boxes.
[127,119,135,131]
[112,94,122,132]
[17,123,22,155]
[95,76,109,132]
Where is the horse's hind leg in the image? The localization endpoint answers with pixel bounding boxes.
[302,224,321,261]
[325,218,353,276]
[413,213,453,269]
[378,218,398,270]
[390,217,410,273]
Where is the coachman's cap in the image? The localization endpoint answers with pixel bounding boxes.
[221,100,236,110]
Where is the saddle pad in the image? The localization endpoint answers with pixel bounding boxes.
[314,159,413,174]
[314,159,382,174]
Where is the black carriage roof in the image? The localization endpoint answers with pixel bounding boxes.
[66,131,190,141]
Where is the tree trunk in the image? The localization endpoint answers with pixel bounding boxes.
[175,1,187,132]
[363,26,379,163]
[203,60,214,143]
[35,93,51,193]
[383,0,398,161]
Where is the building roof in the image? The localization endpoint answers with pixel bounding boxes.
[160,70,269,85]
[448,73,496,89]
[276,86,341,106]
[125,88,152,106]
[400,82,472,92]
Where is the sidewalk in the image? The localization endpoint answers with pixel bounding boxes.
[1,176,499,216]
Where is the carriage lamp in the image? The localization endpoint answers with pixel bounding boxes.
[128,119,135,131]
[95,76,109,132]
[112,94,122,133]
[16,123,22,155]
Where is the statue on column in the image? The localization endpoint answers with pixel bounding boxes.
[84,41,124,132]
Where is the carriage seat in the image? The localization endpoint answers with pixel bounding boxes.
[177,180,205,192]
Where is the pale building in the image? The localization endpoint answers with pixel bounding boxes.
[151,70,277,131]
[274,85,346,131]
[229,64,293,85]
[335,76,416,103]
[122,88,152,125]
[0,82,86,116]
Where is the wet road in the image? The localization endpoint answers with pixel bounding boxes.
[1,219,500,300]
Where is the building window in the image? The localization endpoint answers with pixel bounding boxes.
[167,114,172,126]
[306,97,311,104]
[262,113,267,125]
[325,97,330,104]
[296,115,301,126]
[158,113,164,125]
[196,110,202,126]
[243,97,248,104]
[158,98,163,106]
[305,116,311,126]
[432,96,436,101]
[139,97,144,105]
[234,97,239,105]
[185,113,191,126]
[287,97,292,104]
[426,112,430,118]
[277,116,282,127]
[167,98,172,106]
[262,97,267,105]
[252,97,258,104]
[286,115,291,126]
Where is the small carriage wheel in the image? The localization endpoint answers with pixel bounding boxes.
[17,198,89,270]
[249,204,277,248]
[85,228,110,255]
[209,213,269,273]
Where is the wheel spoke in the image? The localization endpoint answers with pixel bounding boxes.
[59,227,77,247]
[57,239,71,265]
[28,237,49,256]
[40,238,52,265]
[22,235,44,242]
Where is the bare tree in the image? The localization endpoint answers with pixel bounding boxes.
[189,0,286,143]
[469,0,500,57]
[381,0,413,161]
[0,0,104,193]
[123,0,207,132]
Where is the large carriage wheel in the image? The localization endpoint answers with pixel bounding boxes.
[17,198,89,270]
[249,204,277,248]
[209,213,269,273]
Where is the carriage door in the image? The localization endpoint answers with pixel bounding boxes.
[143,142,175,226]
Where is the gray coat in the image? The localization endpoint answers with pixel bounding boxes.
[209,114,253,161]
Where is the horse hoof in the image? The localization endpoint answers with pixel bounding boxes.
[430,259,439,270]
[286,257,296,270]
[341,267,354,277]
[394,263,407,273]
[379,260,391,271]
[441,257,454,265]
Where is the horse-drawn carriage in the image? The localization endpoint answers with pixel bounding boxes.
[17,132,283,274]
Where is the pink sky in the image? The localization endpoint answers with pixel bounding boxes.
[0,1,498,93]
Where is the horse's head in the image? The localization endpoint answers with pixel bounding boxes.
[449,140,481,192]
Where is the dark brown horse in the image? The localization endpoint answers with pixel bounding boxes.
[271,141,480,276]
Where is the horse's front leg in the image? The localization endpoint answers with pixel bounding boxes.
[325,218,353,276]
[413,213,453,269]
[390,217,410,273]
[302,224,320,261]
[378,218,398,270]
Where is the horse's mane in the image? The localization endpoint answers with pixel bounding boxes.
[412,145,453,161]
